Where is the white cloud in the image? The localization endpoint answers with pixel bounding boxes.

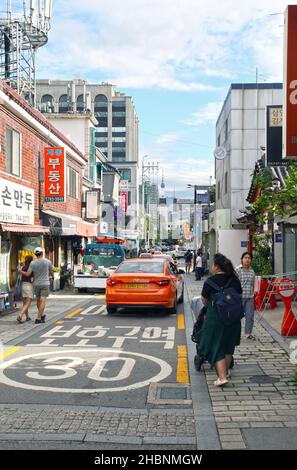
[39,0,289,90]
[183,102,223,126]
[154,133,180,145]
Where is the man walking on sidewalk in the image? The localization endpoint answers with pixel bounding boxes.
[20,247,54,324]
[195,251,203,281]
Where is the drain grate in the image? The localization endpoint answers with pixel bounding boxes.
[147,383,192,405]
[248,375,280,384]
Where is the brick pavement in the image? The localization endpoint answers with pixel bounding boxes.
[184,272,297,450]
[0,278,296,449]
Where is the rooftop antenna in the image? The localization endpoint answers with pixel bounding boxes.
[0,0,52,106]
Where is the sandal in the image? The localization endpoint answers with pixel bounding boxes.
[214,378,228,387]
[25,316,32,321]
[16,316,23,324]
[246,334,256,341]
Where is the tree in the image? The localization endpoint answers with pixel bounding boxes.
[251,164,297,224]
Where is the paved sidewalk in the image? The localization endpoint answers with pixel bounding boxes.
[184,272,297,450]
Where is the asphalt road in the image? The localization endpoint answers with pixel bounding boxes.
[0,297,188,408]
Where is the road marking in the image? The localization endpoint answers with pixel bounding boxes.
[177,313,185,329]
[0,349,172,393]
[65,308,83,319]
[96,295,106,300]
[0,346,22,361]
[55,321,64,325]
[177,345,189,383]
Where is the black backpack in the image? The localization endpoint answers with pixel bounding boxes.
[206,277,244,327]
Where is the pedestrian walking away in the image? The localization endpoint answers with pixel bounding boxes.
[184,250,193,274]
[196,253,242,387]
[19,247,54,324]
[236,252,256,340]
[16,255,34,324]
[195,251,203,281]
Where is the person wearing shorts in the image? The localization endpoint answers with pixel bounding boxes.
[20,247,54,324]
[17,255,34,323]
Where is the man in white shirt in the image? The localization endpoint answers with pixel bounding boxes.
[195,251,203,281]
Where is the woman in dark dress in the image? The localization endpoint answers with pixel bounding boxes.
[196,253,242,387]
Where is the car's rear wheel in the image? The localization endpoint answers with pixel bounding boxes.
[106,305,117,314]
[167,296,178,315]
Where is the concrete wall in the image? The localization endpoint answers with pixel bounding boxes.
[216,84,283,226]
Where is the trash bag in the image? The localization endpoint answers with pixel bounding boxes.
[13,276,22,301]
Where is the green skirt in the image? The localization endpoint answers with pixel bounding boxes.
[196,295,241,366]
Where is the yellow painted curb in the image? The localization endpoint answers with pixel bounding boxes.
[177,313,185,329]
[177,345,190,383]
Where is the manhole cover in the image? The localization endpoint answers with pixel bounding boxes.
[147,383,192,405]
[160,387,188,400]
[248,375,280,384]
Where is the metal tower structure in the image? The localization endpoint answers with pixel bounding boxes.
[0,1,52,106]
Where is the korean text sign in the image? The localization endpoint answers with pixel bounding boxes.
[283,5,297,159]
[0,178,34,224]
[44,147,66,202]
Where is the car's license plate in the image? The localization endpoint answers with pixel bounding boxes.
[125,283,147,289]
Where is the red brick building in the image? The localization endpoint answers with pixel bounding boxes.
[0,80,96,304]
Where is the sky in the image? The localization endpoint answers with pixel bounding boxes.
[25,0,290,197]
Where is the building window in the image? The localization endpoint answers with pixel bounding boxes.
[41,94,54,112]
[59,94,71,113]
[67,167,79,199]
[224,172,228,194]
[119,169,131,182]
[6,127,21,177]
[224,118,228,143]
[76,94,84,112]
[112,155,126,162]
[112,101,126,108]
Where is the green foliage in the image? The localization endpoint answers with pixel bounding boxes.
[251,164,297,222]
[251,234,273,276]
[209,185,216,203]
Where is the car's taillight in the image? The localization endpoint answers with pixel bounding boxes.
[107,278,118,287]
[157,279,170,286]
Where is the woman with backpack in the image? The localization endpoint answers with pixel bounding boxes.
[196,253,243,387]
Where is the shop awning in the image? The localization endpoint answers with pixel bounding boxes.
[0,223,50,234]
[76,220,98,237]
[42,210,98,237]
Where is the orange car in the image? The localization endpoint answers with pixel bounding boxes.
[106,258,184,314]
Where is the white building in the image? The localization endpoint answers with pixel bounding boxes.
[212,83,283,265]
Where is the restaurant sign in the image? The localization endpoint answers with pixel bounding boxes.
[0,178,34,224]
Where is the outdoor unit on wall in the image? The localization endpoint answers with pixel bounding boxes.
[0,0,52,106]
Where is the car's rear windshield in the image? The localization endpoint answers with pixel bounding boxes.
[117,261,164,274]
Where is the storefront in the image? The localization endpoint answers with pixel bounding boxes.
[0,178,49,309]
[42,209,98,273]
